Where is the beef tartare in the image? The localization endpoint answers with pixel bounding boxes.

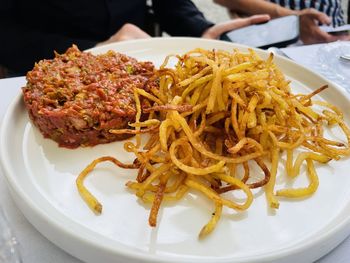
[22,45,155,148]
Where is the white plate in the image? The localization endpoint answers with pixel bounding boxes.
[1,38,350,263]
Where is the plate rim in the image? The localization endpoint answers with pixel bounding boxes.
[2,37,350,263]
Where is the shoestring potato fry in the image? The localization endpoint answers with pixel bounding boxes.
[76,48,350,238]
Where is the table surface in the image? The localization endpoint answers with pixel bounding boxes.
[1,44,350,263]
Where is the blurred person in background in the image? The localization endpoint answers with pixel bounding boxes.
[0,0,270,78]
[214,0,350,44]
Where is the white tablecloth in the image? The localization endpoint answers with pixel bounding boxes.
[1,47,350,262]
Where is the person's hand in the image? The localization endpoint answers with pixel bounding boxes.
[298,8,350,44]
[202,14,270,39]
[96,23,151,47]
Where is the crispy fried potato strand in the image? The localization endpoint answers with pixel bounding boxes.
[77,48,350,239]
[76,156,139,214]
[276,159,319,197]
[199,201,223,239]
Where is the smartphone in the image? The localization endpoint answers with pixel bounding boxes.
[320,24,350,36]
[220,15,299,49]
[329,30,350,36]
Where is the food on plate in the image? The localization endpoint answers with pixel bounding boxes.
[22,45,155,148]
[76,48,350,238]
